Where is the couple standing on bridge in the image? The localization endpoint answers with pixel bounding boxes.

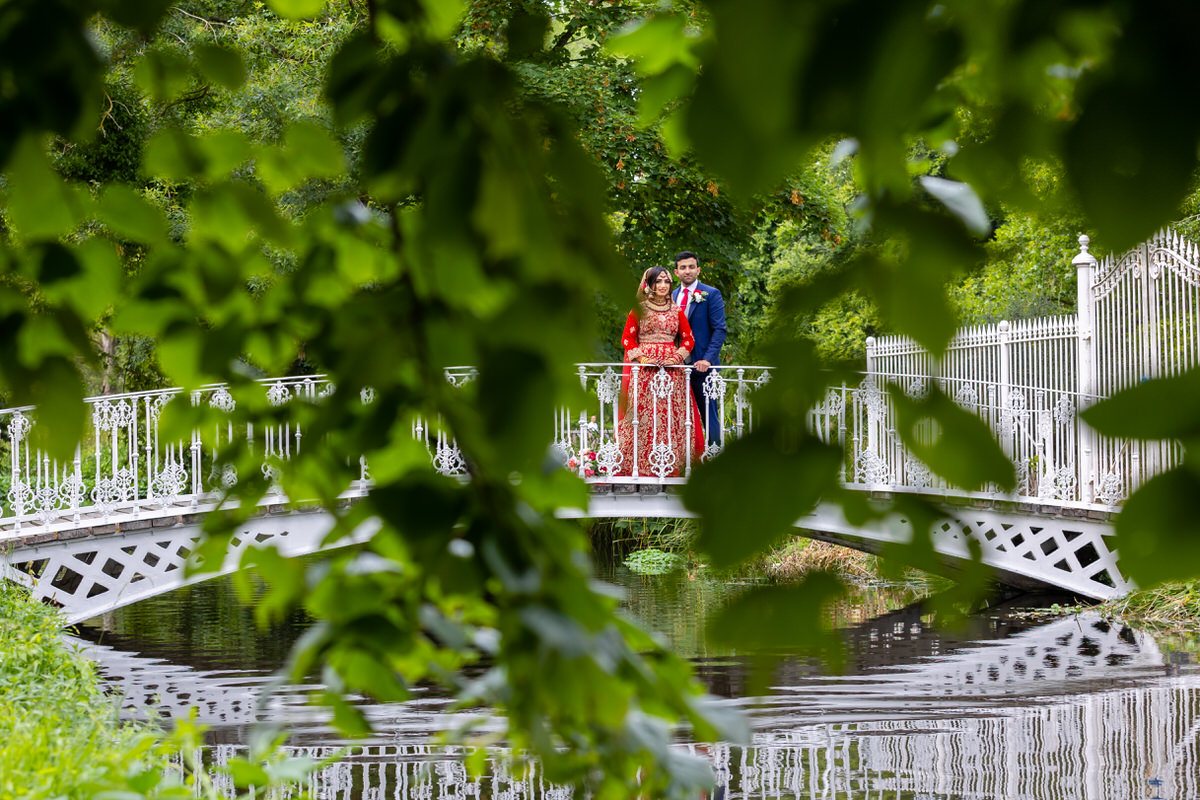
[616,251,727,477]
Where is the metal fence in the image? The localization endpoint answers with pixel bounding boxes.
[861,229,1200,506]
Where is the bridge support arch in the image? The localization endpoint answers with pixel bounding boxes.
[2,507,378,626]
[570,490,1127,600]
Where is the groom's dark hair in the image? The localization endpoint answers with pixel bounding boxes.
[674,250,699,265]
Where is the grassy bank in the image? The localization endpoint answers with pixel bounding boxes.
[0,584,168,798]
[1093,580,1200,630]
[590,519,923,584]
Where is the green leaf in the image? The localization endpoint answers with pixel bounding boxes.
[282,120,344,183]
[5,135,81,239]
[96,0,172,34]
[325,34,382,125]
[707,574,846,674]
[1065,10,1200,253]
[1082,368,1200,440]
[190,182,291,250]
[685,424,842,568]
[506,8,548,60]
[636,64,695,128]
[31,241,82,287]
[144,129,206,182]
[473,160,526,258]
[0,1,104,163]
[197,130,253,178]
[607,15,697,75]
[919,176,990,236]
[27,357,85,461]
[333,649,410,702]
[132,47,193,103]
[851,5,960,195]
[888,384,1015,492]
[267,0,328,19]
[863,205,984,356]
[520,606,590,658]
[97,185,169,244]
[68,238,124,320]
[194,43,246,90]
[420,0,466,38]
[1113,468,1200,587]
[253,147,295,195]
[156,323,206,388]
[266,756,322,782]
[323,691,373,738]
[237,545,306,625]
[225,758,271,788]
[685,0,815,195]
[18,312,77,368]
[477,347,556,473]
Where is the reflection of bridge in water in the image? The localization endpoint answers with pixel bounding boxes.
[6,230,1200,618]
[81,610,1200,799]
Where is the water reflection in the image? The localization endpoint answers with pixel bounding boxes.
[74,563,1200,799]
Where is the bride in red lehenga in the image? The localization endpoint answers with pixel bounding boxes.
[616,266,704,478]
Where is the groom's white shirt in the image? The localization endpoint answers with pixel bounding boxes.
[674,282,699,316]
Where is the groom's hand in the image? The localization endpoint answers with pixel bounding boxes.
[694,359,711,372]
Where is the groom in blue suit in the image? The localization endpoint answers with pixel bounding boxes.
[672,251,727,445]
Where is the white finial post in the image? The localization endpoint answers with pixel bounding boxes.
[1073,234,1098,503]
[998,320,1012,459]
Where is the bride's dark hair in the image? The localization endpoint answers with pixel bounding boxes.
[636,265,672,311]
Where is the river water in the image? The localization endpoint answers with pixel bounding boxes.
[71,558,1200,800]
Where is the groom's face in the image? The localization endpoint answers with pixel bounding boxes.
[674,257,700,286]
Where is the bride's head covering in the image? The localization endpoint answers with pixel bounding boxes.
[636,265,672,312]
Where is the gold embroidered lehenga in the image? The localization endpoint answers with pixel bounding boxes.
[616,300,704,478]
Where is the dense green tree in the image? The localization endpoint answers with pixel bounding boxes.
[7,0,1200,796]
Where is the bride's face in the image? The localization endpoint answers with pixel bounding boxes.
[652,272,672,298]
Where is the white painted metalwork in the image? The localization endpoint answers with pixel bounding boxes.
[2,509,378,624]
[4,232,1200,613]
[575,495,1126,600]
[546,363,773,484]
[0,363,1138,611]
[0,377,337,538]
[868,229,1200,506]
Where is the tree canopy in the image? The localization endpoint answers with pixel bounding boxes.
[5,0,1200,795]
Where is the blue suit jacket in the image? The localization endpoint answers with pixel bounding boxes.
[673,281,727,366]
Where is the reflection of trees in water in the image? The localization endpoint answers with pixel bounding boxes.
[617,568,927,661]
[77,565,312,671]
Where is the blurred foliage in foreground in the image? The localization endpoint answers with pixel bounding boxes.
[6,0,1200,796]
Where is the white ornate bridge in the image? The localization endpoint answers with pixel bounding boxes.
[3,231,1198,619]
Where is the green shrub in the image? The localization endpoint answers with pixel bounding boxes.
[0,585,164,799]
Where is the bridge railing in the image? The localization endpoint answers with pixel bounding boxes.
[0,367,783,536]
[430,364,774,485]
[0,361,1147,539]
[0,376,348,537]
[837,372,1154,508]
